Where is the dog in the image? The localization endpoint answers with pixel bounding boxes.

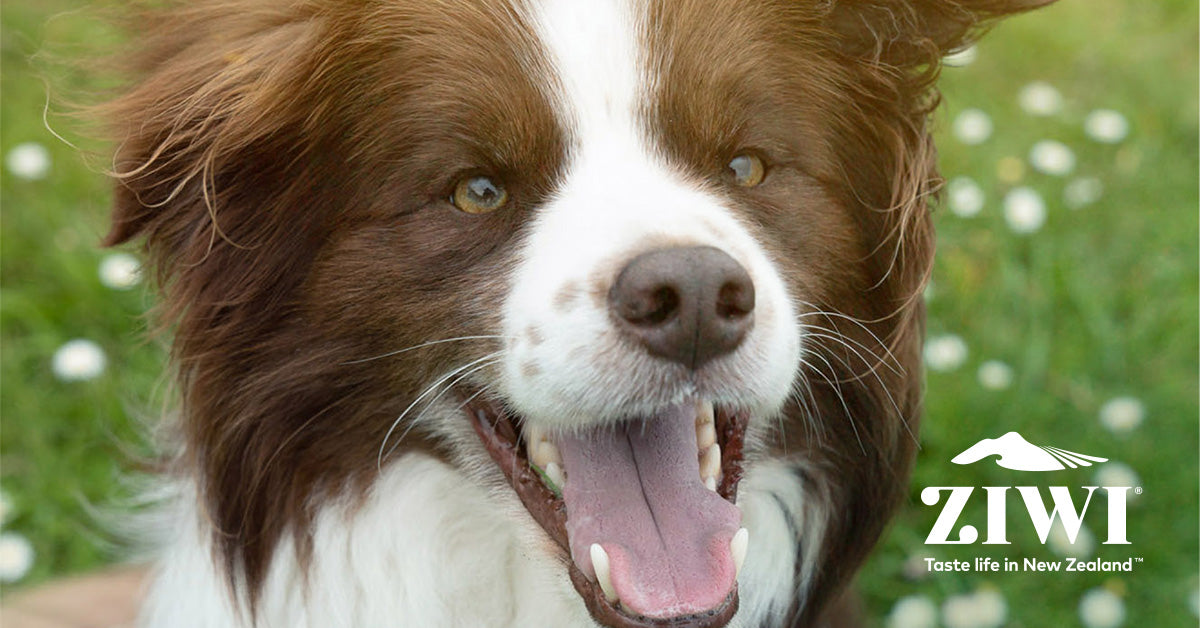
[101,1,1053,626]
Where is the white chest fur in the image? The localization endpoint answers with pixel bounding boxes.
[138,454,812,628]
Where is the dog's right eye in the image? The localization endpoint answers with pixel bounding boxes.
[451,175,509,214]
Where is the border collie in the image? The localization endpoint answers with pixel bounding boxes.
[101,1,1053,626]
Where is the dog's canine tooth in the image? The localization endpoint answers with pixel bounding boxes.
[537,441,563,468]
[731,527,748,578]
[699,442,721,482]
[704,476,717,492]
[590,543,619,603]
[696,419,717,450]
[544,462,566,489]
[695,399,714,426]
[525,423,546,448]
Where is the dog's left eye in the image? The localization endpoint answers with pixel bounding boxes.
[451,175,509,214]
[727,153,766,187]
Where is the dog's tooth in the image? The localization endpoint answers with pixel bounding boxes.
[731,528,748,578]
[696,399,715,426]
[704,476,718,492]
[539,440,563,467]
[544,462,566,490]
[699,442,721,481]
[590,544,619,603]
[696,419,717,450]
[525,423,545,449]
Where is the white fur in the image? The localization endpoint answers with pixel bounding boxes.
[141,453,823,628]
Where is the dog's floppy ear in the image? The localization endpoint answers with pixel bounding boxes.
[825,0,1056,66]
[100,8,332,255]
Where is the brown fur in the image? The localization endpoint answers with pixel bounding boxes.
[99,0,1052,624]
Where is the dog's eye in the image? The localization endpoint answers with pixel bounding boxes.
[727,153,766,187]
[451,176,509,214]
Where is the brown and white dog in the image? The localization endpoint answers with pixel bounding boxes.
[102,1,1051,626]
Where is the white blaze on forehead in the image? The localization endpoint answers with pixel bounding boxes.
[531,0,644,142]
[504,0,801,428]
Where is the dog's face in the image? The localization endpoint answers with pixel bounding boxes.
[104,1,1050,626]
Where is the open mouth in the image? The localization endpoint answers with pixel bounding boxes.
[469,396,750,628]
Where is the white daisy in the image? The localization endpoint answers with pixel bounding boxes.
[5,142,51,181]
[1029,139,1076,176]
[941,594,978,628]
[925,334,968,372]
[1085,109,1130,144]
[1099,396,1145,435]
[1064,177,1103,209]
[947,176,985,217]
[1079,588,1126,628]
[0,532,34,583]
[942,591,1007,628]
[1093,462,1141,501]
[1018,81,1063,116]
[972,589,1008,628]
[977,360,1014,390]
[52,339,108,382]
[99,253,142,290]
[1003,187,1046,234]
[953,109,993,144]
[888,595,938,628]
[901,553,931,581]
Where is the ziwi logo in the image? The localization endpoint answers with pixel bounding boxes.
[923,432,1132,545]
[951,432,1106,471]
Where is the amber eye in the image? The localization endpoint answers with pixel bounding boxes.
[727,153,766,187]
[451,176,509,214]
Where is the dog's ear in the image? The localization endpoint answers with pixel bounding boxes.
[100,9,331,254]
[825,1,1056,66]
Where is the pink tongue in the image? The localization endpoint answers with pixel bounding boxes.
[557,403,741,618]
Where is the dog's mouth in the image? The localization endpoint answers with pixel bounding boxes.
[469,396,749,628]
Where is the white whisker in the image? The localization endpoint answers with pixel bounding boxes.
[376,351,505,470]
[382,357,503,464]
[345,335,510,365]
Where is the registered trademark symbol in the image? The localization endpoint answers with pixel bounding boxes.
[1134,486,1143,495]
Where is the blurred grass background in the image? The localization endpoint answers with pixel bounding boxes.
[1,0,1196,626]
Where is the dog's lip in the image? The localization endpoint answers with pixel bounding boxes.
[467,395,750,628]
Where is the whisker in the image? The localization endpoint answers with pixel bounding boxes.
[799,325,920,451]
[344,335,511,365]
[796,303,904,372]
[376,351,505,470]
[382,357,502,464]
[801,349,866,456]
[803,330,899,383]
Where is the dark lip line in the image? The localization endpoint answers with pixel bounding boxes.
[467,394,751,628]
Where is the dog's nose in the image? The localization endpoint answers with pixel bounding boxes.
[608,246,755,369]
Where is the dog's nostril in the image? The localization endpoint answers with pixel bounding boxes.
[608,246,755,369]
[716,281,753,319]
[618,284,682,327]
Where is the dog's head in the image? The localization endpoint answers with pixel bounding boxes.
[104,1,1050,626]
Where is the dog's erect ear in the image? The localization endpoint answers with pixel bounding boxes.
[825,1,1056,66]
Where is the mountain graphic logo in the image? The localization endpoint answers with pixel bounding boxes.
[951,432,1107,471]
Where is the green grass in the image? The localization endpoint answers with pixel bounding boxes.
[2,1,1197,625]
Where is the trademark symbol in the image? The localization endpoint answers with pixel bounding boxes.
[1134,487,1143,495]
[1135,557,1144,563]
